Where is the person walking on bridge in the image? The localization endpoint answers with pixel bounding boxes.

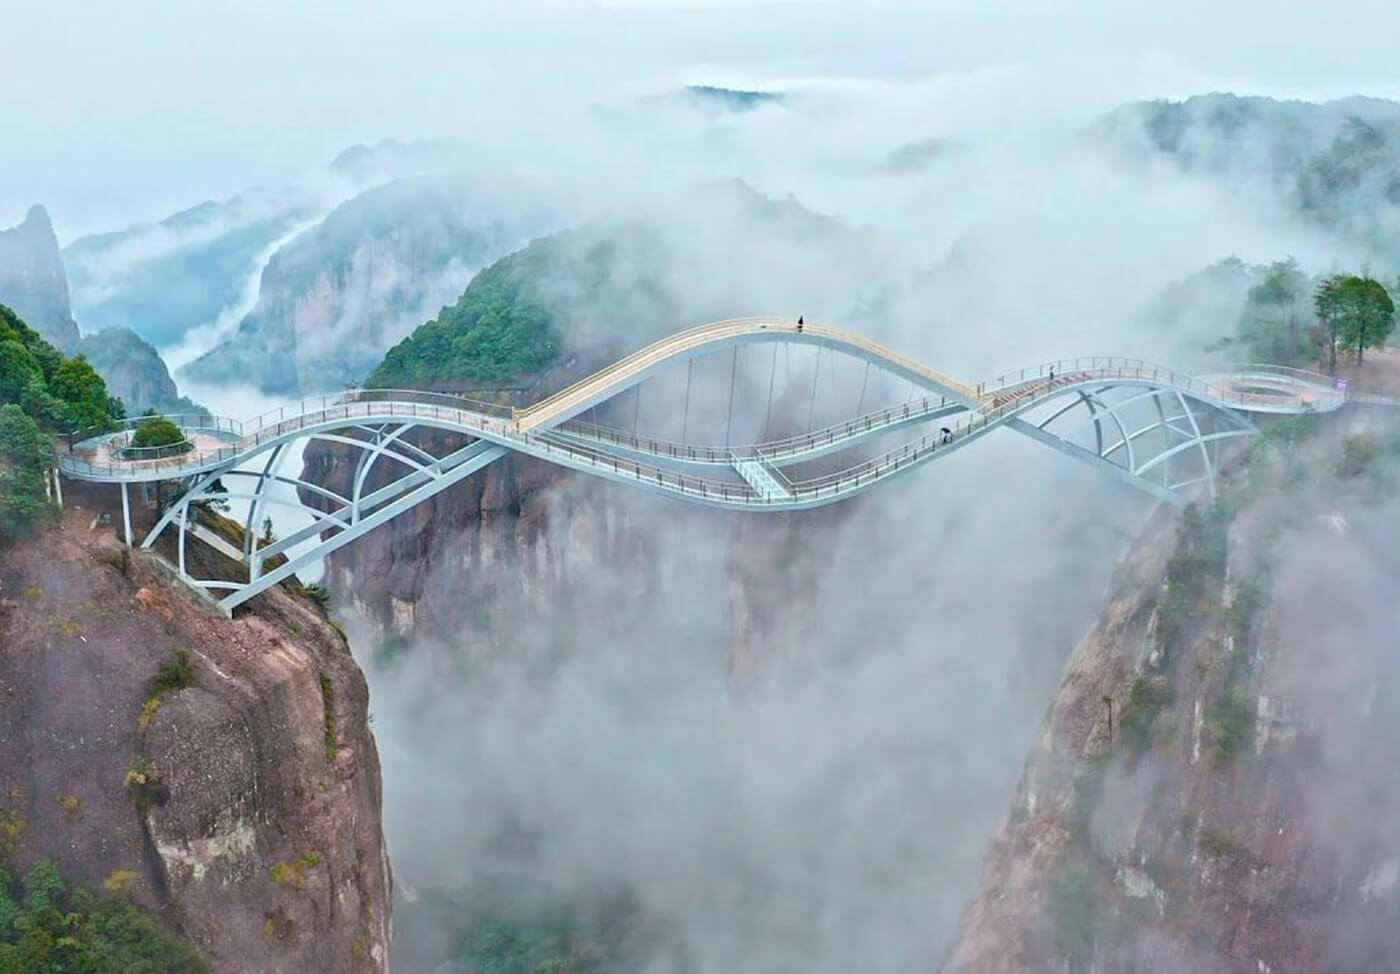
[797,315,804,332]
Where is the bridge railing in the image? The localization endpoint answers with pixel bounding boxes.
[553,393,962,464]
[514,318,781,428]
[55,342,1349,488]
[529,360,1294,505]
[525,388,1022,506]
[1207,362,1340,381]
[56,389,515,479]
[514,317,981,431]
[979,358,1344,412]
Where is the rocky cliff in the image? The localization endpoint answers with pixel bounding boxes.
[64,189,322,350]
[0,505,392,973]
[943,410,1400,973]
[75,326,207,416]
[305,179,890,650]
[0,205,80,349]
[184,177,518,395]
[301,427,841,680]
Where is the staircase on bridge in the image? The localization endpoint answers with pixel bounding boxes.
[731,451,791,501]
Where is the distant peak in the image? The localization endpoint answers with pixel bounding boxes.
[684,85,783,111]
[21,204,54,233]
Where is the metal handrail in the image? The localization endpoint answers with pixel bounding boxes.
[513,317,980,431]
[978,358,1344,413]
[55,341,1351,496]
[553,393,956,464]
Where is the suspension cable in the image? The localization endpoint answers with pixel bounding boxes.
[764,344,778,437]
[681,358,694,443]
[725,346,738,448]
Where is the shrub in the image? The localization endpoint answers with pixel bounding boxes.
[0,806,26,860]
[1228,578,1265,649]
[0,858,205,971]
[264,908,295,941]
[130,414,190,453]
[319,674,339,762]
[1207,688,1255,761]
[1156,498,1238,651]
[270,851,322,890]
[103,869,139,894]
[1338,433,1378,477]
[124,755,165,810]
[1118,676,1174,757]
[153,649,197,695]
[54,793,82,820]
[1198,827,1246,858]
[140,650,197,731]
[1049,862,1097,965]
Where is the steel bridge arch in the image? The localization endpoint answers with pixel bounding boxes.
[54,317,1348,614]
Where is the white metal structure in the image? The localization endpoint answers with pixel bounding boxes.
[56,318,1349,613]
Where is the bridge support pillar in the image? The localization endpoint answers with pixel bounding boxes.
[120,482,133,546]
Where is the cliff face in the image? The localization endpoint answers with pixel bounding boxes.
[75,326,205,416]
[0,205,80,349]
[0,507,391,973]
[64,189,320,349]
[943,413,1400,973]
[184,178,517,395]
[301,430,842,675]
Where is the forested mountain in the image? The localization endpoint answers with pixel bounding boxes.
[370,179,883,392]
[74,327,206,417]
[1091,94,1400,259]
[64,188,323,348]
[183,175,522,394]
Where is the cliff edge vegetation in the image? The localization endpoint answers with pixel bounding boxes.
[945,396,1400,972]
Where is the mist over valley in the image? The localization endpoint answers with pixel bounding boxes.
[5,5,1400,972]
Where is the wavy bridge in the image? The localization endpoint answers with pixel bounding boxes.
[58,318,1351,614]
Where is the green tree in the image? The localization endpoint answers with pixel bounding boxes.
[130,415,187,451]
[1237,258,1311,366]
[0,404,53,541]
[1314,275,1347,373]
[1333,275,1395,364]
[0,404,51,471]
[0,859,206,973]
[49,355,112,431]
[0,340,42,406]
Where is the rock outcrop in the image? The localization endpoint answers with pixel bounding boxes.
[301,428,844,677]
[943,413,1400,973]
[0,507,391,973]
[0,204,80,349]
[75,326,206,416]
[183,177,518,395]
[64,189,321,349]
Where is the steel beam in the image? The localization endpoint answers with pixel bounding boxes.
[217,445,507,613]
[1006,417,1185,505]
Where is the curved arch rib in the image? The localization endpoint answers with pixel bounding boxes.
[58,319,1350,614]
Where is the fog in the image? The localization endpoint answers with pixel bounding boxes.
[360,439,1154,971]
[11,0,1400,234]
[10,2,1400,969]
[286,71,1358,971]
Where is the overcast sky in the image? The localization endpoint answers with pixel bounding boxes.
[6,0,1400,237]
